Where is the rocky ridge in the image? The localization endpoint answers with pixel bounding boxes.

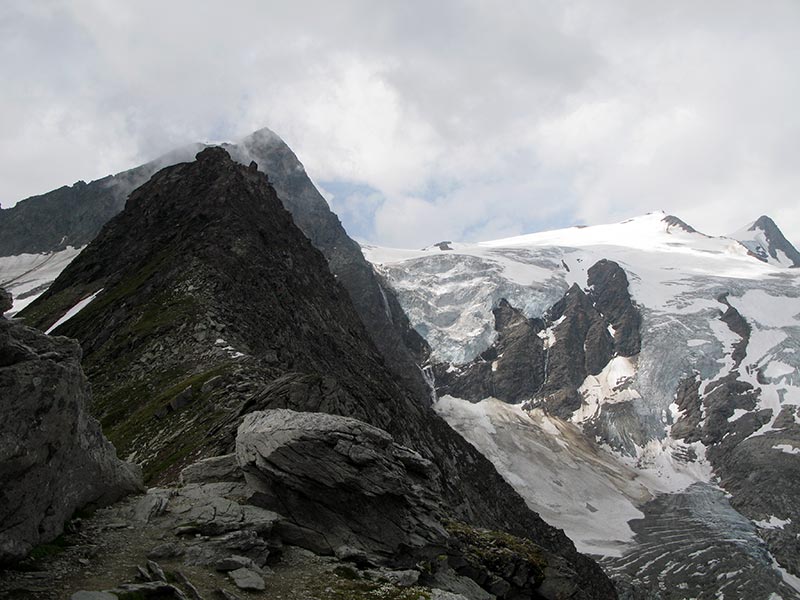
[16,149,617,596]
[0,128,430,402]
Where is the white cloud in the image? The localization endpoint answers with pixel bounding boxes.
[1,0,799,244]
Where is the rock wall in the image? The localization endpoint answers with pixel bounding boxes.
[0,293,142,563]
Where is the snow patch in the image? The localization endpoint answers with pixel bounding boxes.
[772,444,800,455]
[728,290,800,329]
[764,361,795,379]
[213,337,246,360]
[45,289,103,334]
[0,246,84,315]
[572,356,640,423]
[434,395,648,557]
[755,516,792,529]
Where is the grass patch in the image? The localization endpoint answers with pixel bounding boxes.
[309,570,431,600]
[19,283,97,330]
[98,364,232,482]
[444,520,548,586]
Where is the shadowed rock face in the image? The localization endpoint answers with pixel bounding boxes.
[0,297,141,563]
[232,130,431,402]
[237,409,448,565]
[434,259,642,422]
[433,299,546,403]
[0,146,205,256]
[0,129,430,404]
[18,150,617,597]
[0,287,12,314]
[587,259,641,357]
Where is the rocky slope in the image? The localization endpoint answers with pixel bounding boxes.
[1,409,598,599]
[366,212,800,598]
[0,128,429,400]
[0,287,141,564]
[16,148,616,597]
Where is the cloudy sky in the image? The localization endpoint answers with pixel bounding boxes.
[2,1,799,247]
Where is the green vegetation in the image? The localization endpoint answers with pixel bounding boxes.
[18,283,96,330]
[309,570,431,600]
[97,364,233,483]
[444,520,548,586]
[16,247,236,485]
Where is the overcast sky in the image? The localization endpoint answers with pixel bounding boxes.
[2,1,799,247]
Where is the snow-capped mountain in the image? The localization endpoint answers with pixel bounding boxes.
[729,215,800,268]
[364,211,800,598]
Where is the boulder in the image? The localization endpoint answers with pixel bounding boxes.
[236,409,449,565]
[228,567,266,591]
[0,317,142,563]
[179,453,242,485]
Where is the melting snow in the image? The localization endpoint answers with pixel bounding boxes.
[433,395,646,557]
[572,356,640,423]
[45,289,103,334]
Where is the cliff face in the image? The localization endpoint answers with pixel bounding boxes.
[0,289,141,563]
[19,149,617,597]
[434,259,641,424]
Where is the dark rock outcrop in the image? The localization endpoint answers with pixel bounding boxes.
[737,215,800,268]
[232,129,431,401]
[545,284,614,391]
[433,259,642,423]
[434,299,546,403]
[717,293,751,367]
[236,409,448,565]
[0,314,141,563]
[0,145,204,256]
[662,214,700,234]
[587,259,641,357]
[19,149,617,597]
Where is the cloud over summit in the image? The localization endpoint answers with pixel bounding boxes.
[2,0,799,246]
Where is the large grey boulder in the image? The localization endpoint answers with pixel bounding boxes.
[235,409,449,565]
[0,317,142,563]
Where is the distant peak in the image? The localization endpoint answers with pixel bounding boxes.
[241,127,285,147]
[730,215,800,268]
[661,214,700,235]
[750,215,778,232]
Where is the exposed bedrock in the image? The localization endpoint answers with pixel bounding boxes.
[435,259,642,423]
[0,302,142,563]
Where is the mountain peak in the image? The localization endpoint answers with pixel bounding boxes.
[662,214,700,234]
[730,215,800,268]
[195,145,232,163]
